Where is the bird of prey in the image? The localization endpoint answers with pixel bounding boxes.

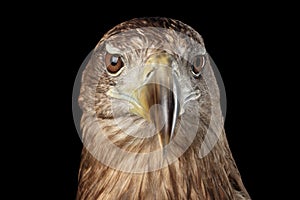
[75,17,251,199]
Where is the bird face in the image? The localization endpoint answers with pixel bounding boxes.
[78,19,223,172]
[100,27,206,146]
[108,52,180,147]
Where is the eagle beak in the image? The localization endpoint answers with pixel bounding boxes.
[131,53,180,147]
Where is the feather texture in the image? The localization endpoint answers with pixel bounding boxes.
[76,17,251,200]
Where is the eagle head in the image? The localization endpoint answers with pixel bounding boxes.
[74,17,251,200]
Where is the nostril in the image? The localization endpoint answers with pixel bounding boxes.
[146,69,154,79]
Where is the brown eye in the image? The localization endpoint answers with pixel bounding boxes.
[191,55,206,78]
[105,53,124,74]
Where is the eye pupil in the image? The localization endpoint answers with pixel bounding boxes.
[111,56,119,66]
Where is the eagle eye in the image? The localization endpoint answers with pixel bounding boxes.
[191,55,206,78]
[105,53,124,74]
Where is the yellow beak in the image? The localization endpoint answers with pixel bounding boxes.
[130,53,180,147]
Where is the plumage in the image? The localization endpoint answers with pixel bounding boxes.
[76,17,251,199]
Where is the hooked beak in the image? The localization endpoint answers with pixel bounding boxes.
[130,53,180,147]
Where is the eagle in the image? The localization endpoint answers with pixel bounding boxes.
[75,17,251,199]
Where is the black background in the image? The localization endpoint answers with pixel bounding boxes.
[9,3,289,199]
